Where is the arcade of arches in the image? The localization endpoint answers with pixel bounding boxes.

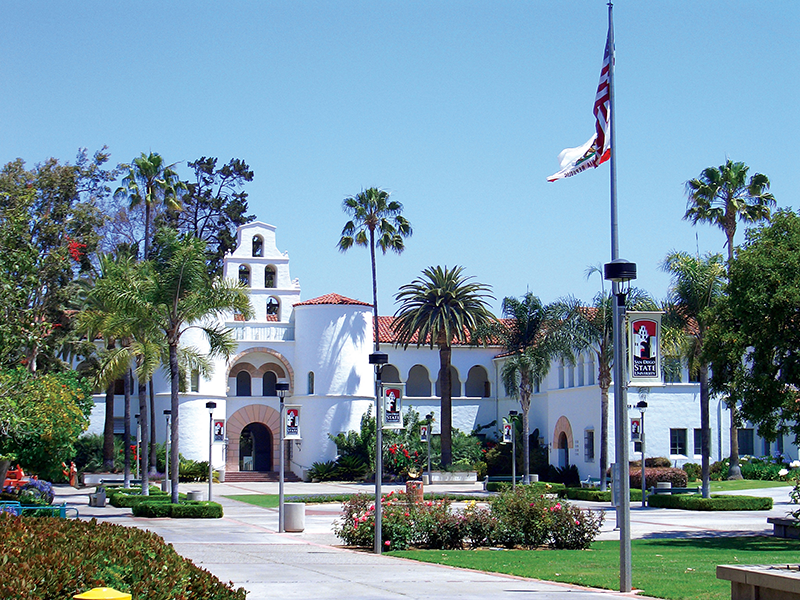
[378,364,491,398]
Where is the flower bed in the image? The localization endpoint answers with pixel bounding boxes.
[334,486,604,551]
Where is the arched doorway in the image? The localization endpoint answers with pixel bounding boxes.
[239,423,272,471]
[558,431,570,468]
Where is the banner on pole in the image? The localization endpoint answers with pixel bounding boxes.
[502,418,513,444]
[213,420,225,442]
[419,424,428,443]
[381,383,405,429]
[284,405,301,439]
[627,311,663,386]
[630,417,641,442]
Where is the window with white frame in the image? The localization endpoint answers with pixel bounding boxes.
[584,428,595,462]
[670,428,687,455]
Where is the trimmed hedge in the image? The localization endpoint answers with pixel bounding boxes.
[647,493,773,511]
[629,467,688,489]
[0,513,245,599]
[565,488,643,502]
[485,481,567,495]
[132,500,223,518]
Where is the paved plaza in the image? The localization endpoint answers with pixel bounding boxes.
[57,481,796,599]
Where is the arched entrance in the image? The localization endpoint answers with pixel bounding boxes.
[226,404,281,472]
[239,423,272,471]
[552,415,574,469]
[558,432,570,468]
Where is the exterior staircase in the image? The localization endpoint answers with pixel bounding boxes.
[224,471,302,483]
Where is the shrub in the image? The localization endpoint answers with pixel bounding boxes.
[335,454,368,480]
[548,502,605,549]
[710,459,729,480]
[0,513,245,598]
[490,486,553,548]
[307,460,338,482]
[683,462,701,481]
[485,481,567,494]
[412,497,464,550]
[132,501,223,519]
[565,488,642,503]
[629,467,687,489]
[17,480,55,505]
[333,493,375,548]
[460,501,495,548]
[647,493,773,511]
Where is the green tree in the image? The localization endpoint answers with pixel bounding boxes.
[393,266,494,467]
[486,293,570,483]
[115,152,185,261]
[661,251,725,498]
[706,210,800,447]
[162,157,256,276]
[684,159,775,479]
[555,274,656,491]
[148,228,252,503]
[337,188,411,351]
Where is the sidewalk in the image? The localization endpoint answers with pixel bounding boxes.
[56,481,795,599]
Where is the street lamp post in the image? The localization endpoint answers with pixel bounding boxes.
[369,351,388,555]
[276,381,290,533]
[163,410,171,493]
[509,411,518,491]
[425,413,434,482]
[135,414,141,481]
[637,400,648,508]
[206,401,216,502]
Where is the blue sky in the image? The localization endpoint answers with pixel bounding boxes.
[1,1,797,315]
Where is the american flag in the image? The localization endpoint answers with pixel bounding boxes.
[547,26,614,182]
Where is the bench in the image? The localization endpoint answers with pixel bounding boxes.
[648,486,700,495]
[0,501,79,518]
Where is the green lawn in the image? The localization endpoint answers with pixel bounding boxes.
[708,479,791,492]
[392,537,800,600]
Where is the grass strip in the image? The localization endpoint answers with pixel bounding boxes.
[223,492,487,508]
[392,536,800,600]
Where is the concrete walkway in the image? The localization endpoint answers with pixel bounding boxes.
[56,481,796,599]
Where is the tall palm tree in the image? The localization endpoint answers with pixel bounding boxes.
[555,271,656,491]
[393,266,494,467]
[148,228,253,503]
[684,159,775,479]
[661,251,725,498]
[338,188,411,351]
[487,293,570,483]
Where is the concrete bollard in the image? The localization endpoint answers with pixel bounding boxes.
[285,502,305,532]
[73,587,132,599]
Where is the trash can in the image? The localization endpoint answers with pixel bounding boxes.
[187,490,204,501]
[161,479,170,493]
[656,481,672,495]
[285,502,305,532]
[405,480,423,503]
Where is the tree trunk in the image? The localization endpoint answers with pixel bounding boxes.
[700,362,711,497]
[103,383,116,470]
[439,344,452,468]
[149,379,157,476]
[169,342,181,504]
[520,374,532,484]
[725,231,743,480]
[598,353,611,492]
[138,380,150,496]
[0,459,10,489]
[123,368,132,488]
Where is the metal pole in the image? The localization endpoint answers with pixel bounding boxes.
[164,410,171,491]
[426,414,433,481]
[135,416,141,481]
[641,409,647,508]
[375,365,383,554]
[512,418,517,491]
[206,401,216,503]
[279,396,285,532]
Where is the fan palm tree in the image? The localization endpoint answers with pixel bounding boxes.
[393,266,494,467]
[338,188,411,351]
[684,159,775,479]
[555,270,656,491]
[661,251,725,498]
[484,293,570,483]
[148,228,253,503]
[115,152,185,262]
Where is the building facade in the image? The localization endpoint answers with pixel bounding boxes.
[85,221,796,479]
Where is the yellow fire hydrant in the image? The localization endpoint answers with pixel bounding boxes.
[73,588,132,600]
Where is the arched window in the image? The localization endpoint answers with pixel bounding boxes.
[465,365,490,397]
[262,371,277,397]
[406,365,431,397]
[265,265,276,288]
[252,235,263,257]
[238,265,251,287]
[236,371,252,396]
[380,365,401,383]
[577,355,585,387]
[587,355,596,386]
[266,297,280,319]
[435,366,460,398]
[307,371,315,395]
[558,362,565,389]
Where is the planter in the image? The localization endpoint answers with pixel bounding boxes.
[718,564,800,600]
[429,471,477,484]
[405,480,423,503]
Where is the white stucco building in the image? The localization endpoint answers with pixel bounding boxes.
[86,221,796,480]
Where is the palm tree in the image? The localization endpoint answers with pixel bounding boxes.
[338,188,411,351]
[488,293,570,483]
[555,271,656,491]
[684,159,775,479]
[115,152,185,262]
[148,228,253,503]
[661,251,725,498]
[393,266,494,467]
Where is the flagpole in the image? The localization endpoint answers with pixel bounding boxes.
[607,1,633,593]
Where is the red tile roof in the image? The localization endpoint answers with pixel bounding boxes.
[294,293,372,307]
